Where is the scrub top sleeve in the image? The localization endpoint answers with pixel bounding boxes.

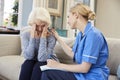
[82,33,102,64]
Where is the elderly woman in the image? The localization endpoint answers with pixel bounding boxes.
[19,7,56,80]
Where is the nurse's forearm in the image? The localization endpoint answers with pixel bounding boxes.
[59,62,91,73]
[57,37,74,59]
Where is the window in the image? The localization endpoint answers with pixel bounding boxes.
[46,0,62,16]
[74,0,90,6]
[4,0,18,27]
[0,0,19,34]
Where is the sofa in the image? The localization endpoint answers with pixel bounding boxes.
[0,34,120,80]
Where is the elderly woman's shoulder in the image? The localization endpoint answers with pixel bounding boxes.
[20,26,31,37]
[21,26,31,33]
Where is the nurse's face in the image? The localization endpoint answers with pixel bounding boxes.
[67,13,77,29]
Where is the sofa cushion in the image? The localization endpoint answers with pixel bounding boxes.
[108,75,118,80]
[0,35,21,56]
[0,55,25,80]
[106,38,120,75]
[54,37,75,63]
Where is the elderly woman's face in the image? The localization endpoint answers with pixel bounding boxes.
[34,20,48,32]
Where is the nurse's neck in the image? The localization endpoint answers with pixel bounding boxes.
[76,17,88,34]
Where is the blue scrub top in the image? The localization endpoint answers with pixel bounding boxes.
[72,22,109,80]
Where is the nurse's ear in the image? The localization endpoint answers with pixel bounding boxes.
[73,13,79,19]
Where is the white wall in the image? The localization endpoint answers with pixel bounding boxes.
[96,0,120,38]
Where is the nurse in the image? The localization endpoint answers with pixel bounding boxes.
[41,3,110,80]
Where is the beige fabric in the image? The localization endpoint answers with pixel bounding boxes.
[0,55,25,80]
[106,38,120,75]
[0,75,8,80]
[108,75,118,80]
[54,37,75,63]
[0,35,21,56]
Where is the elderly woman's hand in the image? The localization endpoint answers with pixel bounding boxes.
[30,24,35,38]
[30,24,41,38]
[41,24,49,38]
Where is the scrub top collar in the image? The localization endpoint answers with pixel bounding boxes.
[83,21,93,36]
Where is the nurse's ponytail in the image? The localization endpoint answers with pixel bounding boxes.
[70,3,96,21]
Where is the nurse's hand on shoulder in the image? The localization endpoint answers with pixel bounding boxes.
[51,29,60,40]
[47,59,60,68]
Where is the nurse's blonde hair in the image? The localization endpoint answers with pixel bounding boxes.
[70,3,95,20]
[27,7,51,26]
